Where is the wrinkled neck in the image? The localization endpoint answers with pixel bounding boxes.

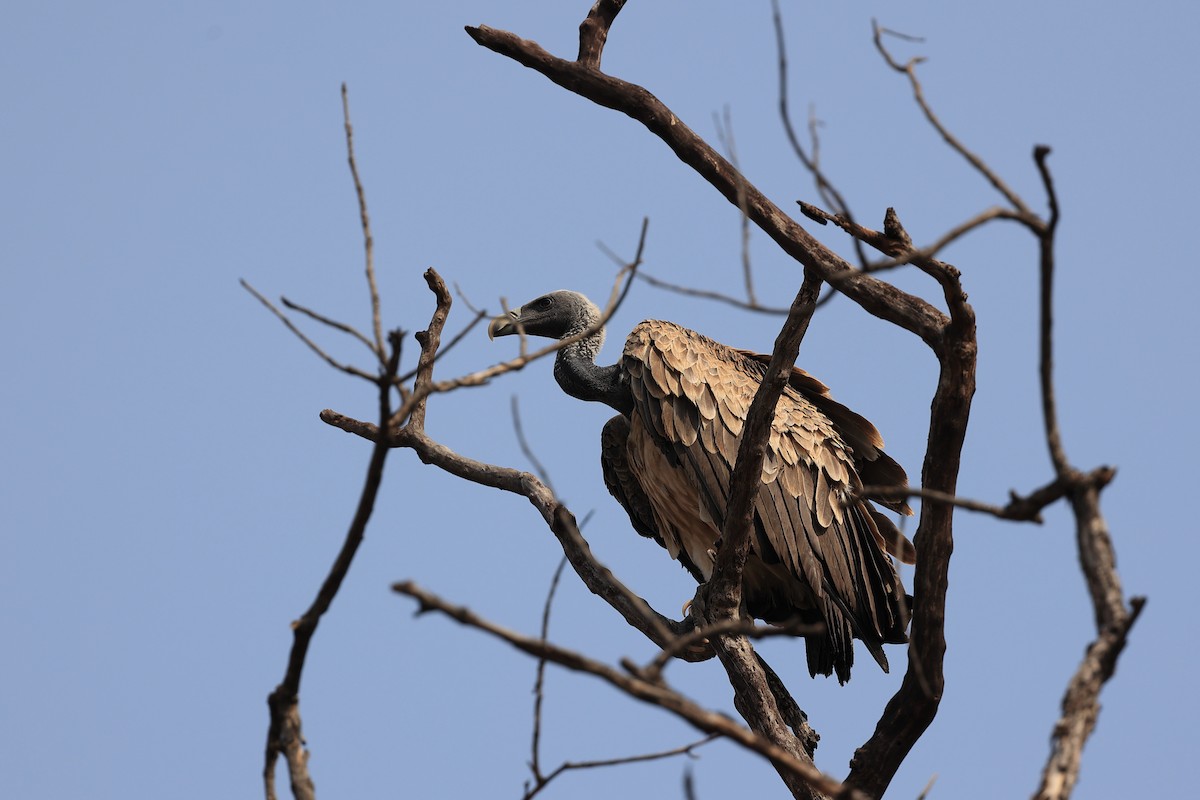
[553,334,633,415]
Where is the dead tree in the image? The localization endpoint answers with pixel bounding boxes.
[250,4,1142,799]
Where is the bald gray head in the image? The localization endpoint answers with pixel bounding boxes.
[487,290,605,361]
[488,289,630,414]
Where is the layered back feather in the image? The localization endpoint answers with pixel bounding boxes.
[602,319,913,683]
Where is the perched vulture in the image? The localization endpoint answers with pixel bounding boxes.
[489,290,914,682]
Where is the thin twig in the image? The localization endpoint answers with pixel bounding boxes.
[341,84,385,361]
[241,279,378,382]
[713,106,757,307]
[636,272,789,315]
[512,395,557,496]
[772,0,868,270]
[1033,145,1068,476]
[525,735,718,800]
[529,556,568,787]
[452,281,484,315]
[281,296,379,354]
[389,219,648,429]
[857,482,1068,525]
[871,22,1031,217]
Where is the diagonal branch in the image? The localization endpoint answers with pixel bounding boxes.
[392,579,861,800]
[464,23,949,347]
[241,279,378,383]
[263,330,401,800]
[322,263,700,658]
[706,271,823,613]
[281,295,379,355]
[691,269,825,800]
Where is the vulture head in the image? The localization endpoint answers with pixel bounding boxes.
[487,290,604,351]
[488,291,631,413]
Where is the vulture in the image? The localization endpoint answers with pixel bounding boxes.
[489,290,914,682]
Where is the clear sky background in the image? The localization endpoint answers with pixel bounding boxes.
[3,2,1196,798]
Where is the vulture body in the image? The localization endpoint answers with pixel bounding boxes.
[489,290,913,683]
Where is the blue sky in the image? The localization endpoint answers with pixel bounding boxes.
[3,2,1196,798]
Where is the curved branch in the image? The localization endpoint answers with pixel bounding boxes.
[464,24,949,348]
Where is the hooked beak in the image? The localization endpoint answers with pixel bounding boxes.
[487,308,521,340]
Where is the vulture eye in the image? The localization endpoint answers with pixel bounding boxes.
[534,296,553,309]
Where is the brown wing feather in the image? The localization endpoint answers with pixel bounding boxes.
[601,415,707,584]
[623,320,911,682]
[739,349,914,517]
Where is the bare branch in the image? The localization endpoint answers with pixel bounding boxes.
[871,22,1032,217]
[465,19,979,798]
[392,580,861,800]
[263,328,401,800]
[691,270,825,800]
[636,271,790,315]
[511,395,557,496]
[341,84,385,360]
[526,731,716,800]
[389,220,646,429]
[1020,149,1142,799]
[395,306,488,386]
[464,23,949,347]
[706,271,822,614]
[642,618,823,681]
[855,470,1114,526]
[863,207,1033,273]
[281,295,379,354]
[408,269,452,430]
[318,271,694,657]
[1033,146,1068,476]
[577,0,628,69]
[713,106,757,306]
[241,279,378,382]
[1034,592,1146,800]
[529,556,568,789]
[772,0,868,270]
